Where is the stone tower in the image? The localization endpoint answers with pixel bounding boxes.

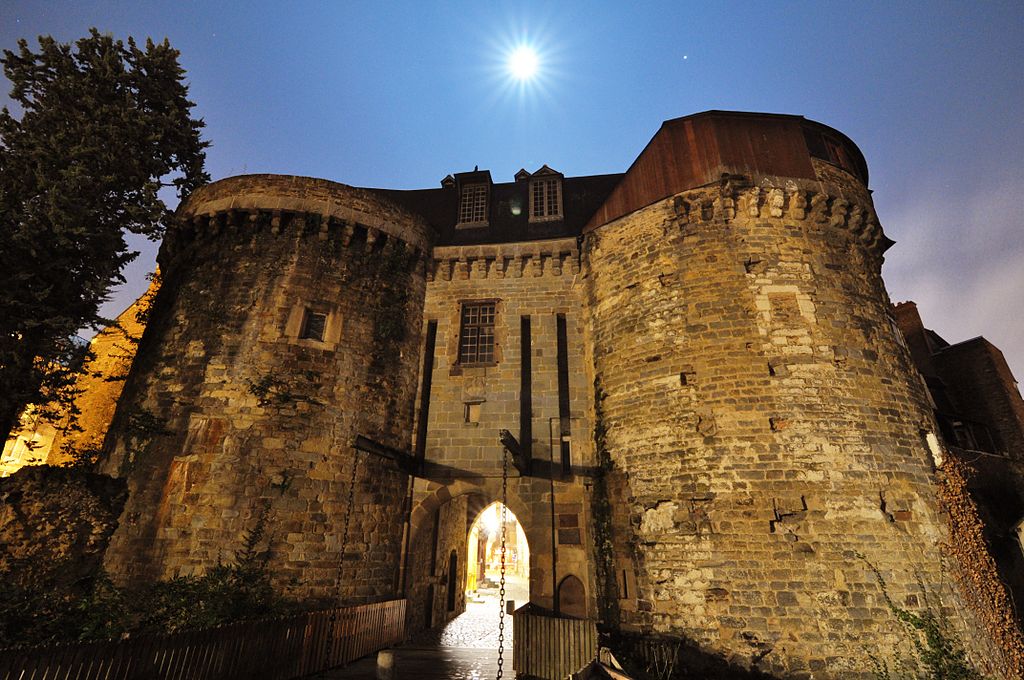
[100,176,431,602]
[582,112,998,675]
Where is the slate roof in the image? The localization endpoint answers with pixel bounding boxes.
[370,172,623,247]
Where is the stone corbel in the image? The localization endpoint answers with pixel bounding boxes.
[829,199,849,228]
[550,252,563,276]
[567,250,581,275]
[208,213,221,236]
[808,194,829,223]
[472,257,488,279]
[341,220,355,247]
[847,206,865,236]
[529,253,544,277]
[788,191,807,220]
[768,189,785,218]
[745,188,761,218]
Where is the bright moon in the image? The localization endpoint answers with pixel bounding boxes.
[508,46,539,80]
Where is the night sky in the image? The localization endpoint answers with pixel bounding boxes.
[3,1,1023,379]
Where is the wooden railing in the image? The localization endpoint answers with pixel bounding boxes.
[512,604,597,680]
[0,598,406,680]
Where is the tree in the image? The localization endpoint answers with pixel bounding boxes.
[0,29,209,443]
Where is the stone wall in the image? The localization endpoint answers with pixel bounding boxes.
[406,493,469,632]
[408,236,596,613]
[0,465,127,587]
[99,177,431,604]
[583,167,1003,676]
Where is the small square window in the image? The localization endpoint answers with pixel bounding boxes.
[301,310,327,341]
[458,302,496,364]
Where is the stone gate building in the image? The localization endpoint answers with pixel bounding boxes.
[93,110,1020,677]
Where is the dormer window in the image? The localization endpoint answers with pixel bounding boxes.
[530,178,562,221]
[458,184,489,225]
[526,165,563,222]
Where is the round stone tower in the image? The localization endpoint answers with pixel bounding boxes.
[583,112,997,676]
[100,175,431,603]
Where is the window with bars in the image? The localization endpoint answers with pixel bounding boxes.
[458,184,489,224]
[530,178,562,220]
[458,302,496,364]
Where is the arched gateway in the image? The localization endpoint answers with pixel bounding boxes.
[403,473,591,635]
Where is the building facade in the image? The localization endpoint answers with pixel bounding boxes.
[93,111,1020,677]
[894,301,1024,626]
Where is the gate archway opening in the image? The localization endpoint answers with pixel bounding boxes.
[466,501,530,609]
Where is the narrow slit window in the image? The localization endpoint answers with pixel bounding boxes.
[459,302,496,364]
[301,310,327,341]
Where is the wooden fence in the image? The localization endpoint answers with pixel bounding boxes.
[0,598,406,680]
[512,605,597,680]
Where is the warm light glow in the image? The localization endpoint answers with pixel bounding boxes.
[481,503,502,535]
[508,46,539,80]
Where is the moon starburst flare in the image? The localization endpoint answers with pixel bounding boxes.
[508,46,539,81]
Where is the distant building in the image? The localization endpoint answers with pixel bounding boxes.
[0,275,158,476]
[894,300,1024,613]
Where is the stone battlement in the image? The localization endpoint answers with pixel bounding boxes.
[429,237,580,281]
[163,174,433,263]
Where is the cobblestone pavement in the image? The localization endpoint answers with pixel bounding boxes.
[310,586,527,679]
[310,646,501,679]
[407,600,512,649]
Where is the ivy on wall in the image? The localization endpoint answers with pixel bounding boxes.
[939,456,1024,678]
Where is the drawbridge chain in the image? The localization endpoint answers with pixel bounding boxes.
[496,445,509,679]
[335,448,360,605]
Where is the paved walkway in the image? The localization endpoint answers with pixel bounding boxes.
[311,593,520,679]
[310,645,502,679]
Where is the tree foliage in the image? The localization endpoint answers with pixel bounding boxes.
[0,29,208,442]
[0,511,288,647]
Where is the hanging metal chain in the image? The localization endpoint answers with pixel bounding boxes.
[496,447,509,679]
[335,449,360,605]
